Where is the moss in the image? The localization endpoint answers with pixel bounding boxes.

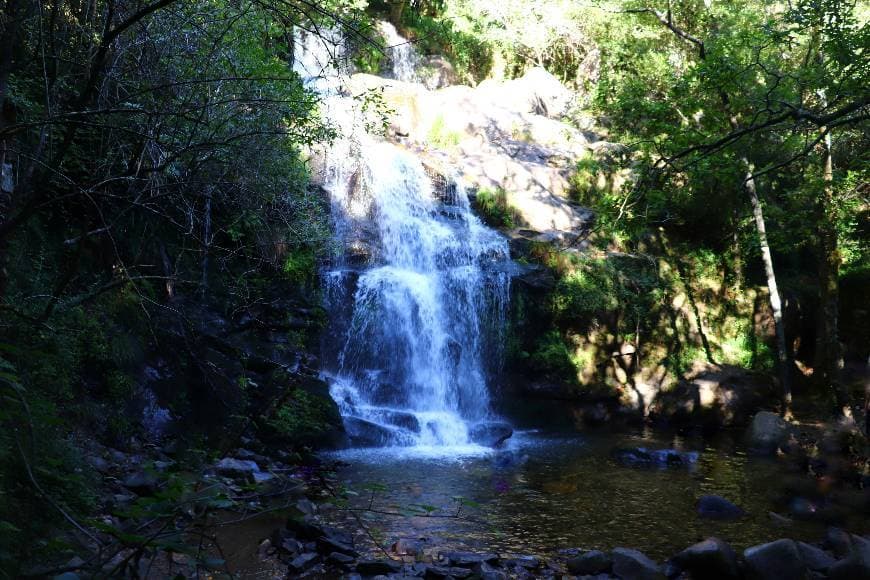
[266,386,342,447]
[283,249,317,287]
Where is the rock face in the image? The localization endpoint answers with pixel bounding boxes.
[651,363,779,427]
[747,411,792,453]
[324,69,620,243]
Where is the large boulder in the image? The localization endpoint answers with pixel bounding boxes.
[567,550,612,575]
[469,421,513,448]
[796,542,837,573]
[671,537,740,580]
[611,547,665,580]
[478,67,574,119]
[747,411,792,453]
[343,416,416,447]
[743,539,809,580]
[651,363,778,427]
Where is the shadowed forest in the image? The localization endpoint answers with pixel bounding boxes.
[0,1,867,578]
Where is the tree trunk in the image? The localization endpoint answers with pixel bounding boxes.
[200,189,212,298]
[745,165,792,416]
[816,130,851,419]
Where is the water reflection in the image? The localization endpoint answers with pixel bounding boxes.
[325,430,861,559]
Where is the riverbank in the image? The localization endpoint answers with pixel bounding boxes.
[35,412,868,578]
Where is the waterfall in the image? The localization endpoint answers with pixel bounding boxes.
[295,26,511,451]
[378,21,420,83]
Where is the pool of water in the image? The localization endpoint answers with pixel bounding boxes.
[322,427,866,560]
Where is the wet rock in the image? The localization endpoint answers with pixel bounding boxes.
[825,527,870,559]
[468,423,513,448]
[510,260,557,291]
[286,517,325,541]
[828,556,870,580]
[280,537,303,555]
[215,457,259,478]
[442,551,500,567]
[611,548,665,580]
[671,537,739,580]
[122,470,158,495]
[474,561,509,580]
[747,411,791,453]
[289,552,319,573]
[796,542,836,573]
[317,535,358,557]
[567,549,611,575]
[768,511,793,527]
[356,559,402,575]
[612,447,699,469]
[743,539,809,580]
[344,417,410,447]
[506,555,540,569]
[425,565,473,578]
[328,551,356,567]
[87,455,111,473]
[696,495,744,520]
[391,538,424,558]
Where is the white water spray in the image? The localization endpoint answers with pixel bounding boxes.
[295,25,510,451]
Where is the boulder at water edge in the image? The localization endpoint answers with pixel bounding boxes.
[746,411,791,453]
[567,550,612,575]
[469,422,513,448]
[611,547,665,580]
[743,539,809,580]
[671,537,740,580]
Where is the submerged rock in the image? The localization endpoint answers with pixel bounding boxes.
[696,495,744,520]
[612,447,699,468]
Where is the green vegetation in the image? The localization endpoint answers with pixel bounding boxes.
[426,113,463,150]
[0,0,867,573]
[473,188,520,228]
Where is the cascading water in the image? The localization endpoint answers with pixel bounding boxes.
[295,26,511,452]
[378,21,419,83]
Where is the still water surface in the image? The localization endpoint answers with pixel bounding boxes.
[324,428,864,560]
